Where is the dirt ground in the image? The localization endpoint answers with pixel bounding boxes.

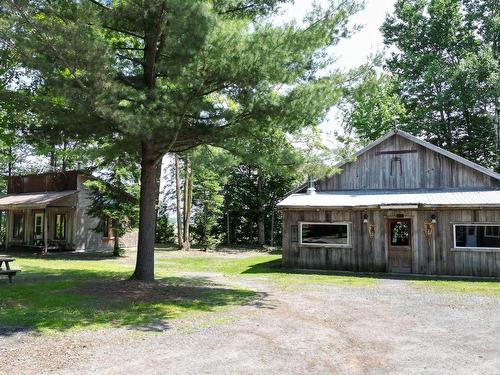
[2,262,499,375]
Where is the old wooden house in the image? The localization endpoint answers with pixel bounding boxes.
[277,130,500,277]
[0,170,138,252]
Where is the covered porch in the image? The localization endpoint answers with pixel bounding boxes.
[0,191,78,252]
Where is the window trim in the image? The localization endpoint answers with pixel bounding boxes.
[452,223,500,252]
[298,221,351,248]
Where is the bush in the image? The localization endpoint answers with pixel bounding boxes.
[155,216,175,244]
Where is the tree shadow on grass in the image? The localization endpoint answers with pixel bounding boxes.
[0,273,262,335]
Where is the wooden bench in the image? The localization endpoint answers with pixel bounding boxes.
[0,269,20,283]
[0,258,20,284]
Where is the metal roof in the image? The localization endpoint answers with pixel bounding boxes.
[277,189,500,209]
[0,190,78,209]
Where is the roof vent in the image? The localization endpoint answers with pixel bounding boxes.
[306,176,316,195]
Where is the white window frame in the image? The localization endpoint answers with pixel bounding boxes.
[452,223,500,252]
[34,212,44,239]
[298,221,351,248]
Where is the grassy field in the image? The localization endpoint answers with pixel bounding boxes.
[1,247,498,334]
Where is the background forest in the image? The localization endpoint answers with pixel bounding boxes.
[0,0,498,252]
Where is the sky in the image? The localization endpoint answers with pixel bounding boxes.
[284,0,397,71]
[282,0,398,137]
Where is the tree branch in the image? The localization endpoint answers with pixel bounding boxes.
[117,53,144,66]
[86,0,111,10]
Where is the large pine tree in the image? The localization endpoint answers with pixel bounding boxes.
[1,0,361,280]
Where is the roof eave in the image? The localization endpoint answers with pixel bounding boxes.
[278,204,500,210]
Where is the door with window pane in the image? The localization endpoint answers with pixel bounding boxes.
[387,219,412,273]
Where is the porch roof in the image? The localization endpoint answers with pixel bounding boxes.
[0,190,78,209]
[277,189,500,209]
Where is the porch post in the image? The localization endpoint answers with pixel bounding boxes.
[43,207,48,254]
[2,210,7,252]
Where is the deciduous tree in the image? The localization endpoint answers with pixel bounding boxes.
[382,0,499,168]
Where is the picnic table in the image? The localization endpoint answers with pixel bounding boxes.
[0,257,20,283]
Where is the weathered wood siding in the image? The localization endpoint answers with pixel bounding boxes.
[282,208,500,277]
[315,134,499,191]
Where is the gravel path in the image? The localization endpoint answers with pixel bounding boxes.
[2,275,499,375]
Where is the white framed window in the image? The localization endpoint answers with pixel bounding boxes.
[299,222,351,247]
[453,223,500,251]
[34,213,44,239]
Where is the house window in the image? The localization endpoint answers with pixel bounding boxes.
[454,224,500,250]
[299,222,350,247]
[12,212,24,239]
[55,214,66,240]
[34,213,44,238]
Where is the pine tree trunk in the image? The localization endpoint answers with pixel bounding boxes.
[113,230,120,257]
[257,175,265,246]
[8,147,12,177]
[270,209,275,247]
[61,140,67,171]
[226,213,230,245]
[182,156,192,250]
[154,158,163,243]
[132,143,159,281]
[175,155,183,249]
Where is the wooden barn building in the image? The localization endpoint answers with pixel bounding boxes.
[278,130,500,277]
[0,170,138,252]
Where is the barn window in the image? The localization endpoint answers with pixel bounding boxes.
[299,222,350,247]
[453,224,500,250]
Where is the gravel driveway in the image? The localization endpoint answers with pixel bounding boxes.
[2,273,499,375]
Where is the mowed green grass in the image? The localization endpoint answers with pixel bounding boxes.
[156,253,378,288]
[410,279,500,296]
[1,249,498,334]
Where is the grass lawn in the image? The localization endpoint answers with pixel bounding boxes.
[1,247,498,334]
[410,279,500,296]
[0,251,260,333]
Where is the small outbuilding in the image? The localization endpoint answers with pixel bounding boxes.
[277,130,500,277]
[0,170,138,252]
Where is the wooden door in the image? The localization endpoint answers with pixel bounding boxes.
[387,219,412,273]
